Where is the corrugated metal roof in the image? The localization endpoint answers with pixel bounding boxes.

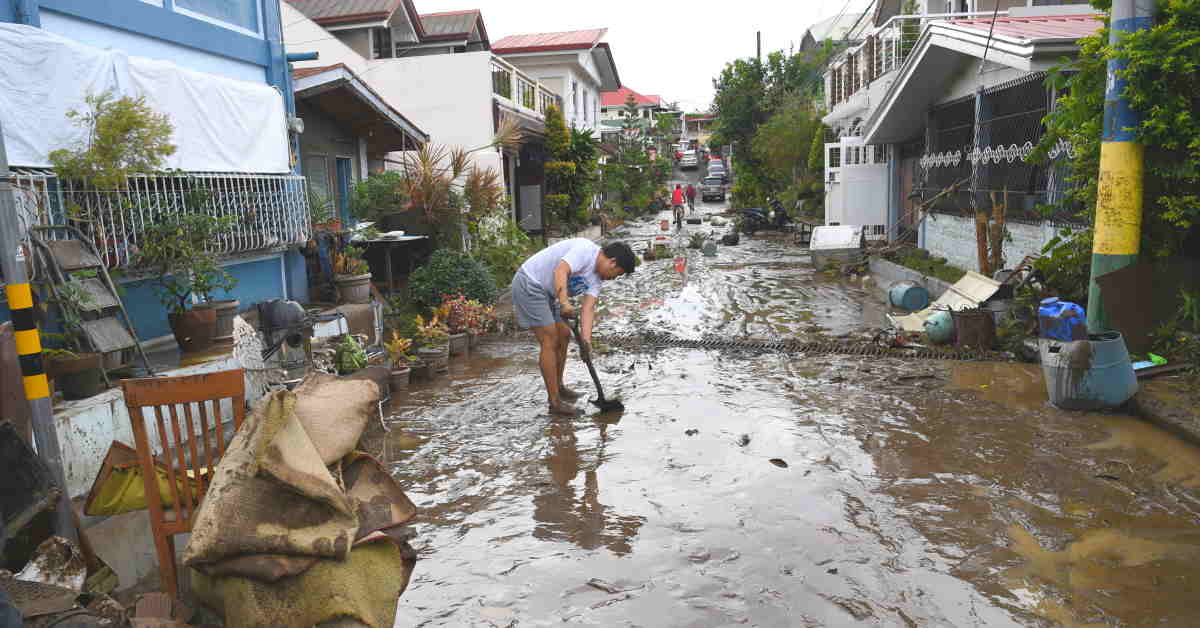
[492,28,606,53]
[419,10,479,36]
[286,0,397,21]
[601,86,659,108]
[948,14,1102,41]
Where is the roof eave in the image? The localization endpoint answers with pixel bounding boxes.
[593,42,620,91]
[294,65,430,145]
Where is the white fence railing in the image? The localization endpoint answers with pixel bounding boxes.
[827,12,1009,111]
[8,169,310,270]
[490,55,562,121]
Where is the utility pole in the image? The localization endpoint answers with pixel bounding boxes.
[0,120,77,542]
[1086,0,1156,332]
[756,31,762,61]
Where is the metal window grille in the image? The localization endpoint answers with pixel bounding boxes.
[7,169,310,270]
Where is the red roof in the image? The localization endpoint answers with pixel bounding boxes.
[601,86,660,108]
[948,14,1102,41]
[492,28,607,54]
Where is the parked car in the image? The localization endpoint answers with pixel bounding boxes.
[707,164,727,182]
[700,176,725,202]
[680,151,699,170]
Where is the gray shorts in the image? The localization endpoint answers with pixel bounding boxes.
[511,270,562,330]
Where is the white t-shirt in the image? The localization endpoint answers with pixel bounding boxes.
[519,238,602,298]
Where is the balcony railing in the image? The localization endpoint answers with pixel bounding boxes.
[7,169,311,270]
[827,12,1009,111]
[490,56,561,121]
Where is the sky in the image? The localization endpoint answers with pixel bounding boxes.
[409,0,873,112]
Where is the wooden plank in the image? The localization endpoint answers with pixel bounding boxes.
[0,323,32,444]
[81,317,135,353]
[44,239,102,271]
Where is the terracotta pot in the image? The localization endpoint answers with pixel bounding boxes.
[390,367,411,393]
[168,308,217,353]
[47,352,106,400]
[196,299,239,346]
[335,273,373,304]
[448,332,469,357]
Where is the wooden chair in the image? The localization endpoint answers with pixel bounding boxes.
[121,368,246,599]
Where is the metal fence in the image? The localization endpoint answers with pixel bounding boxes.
[916,73,1082,225]
[8,169,310,270]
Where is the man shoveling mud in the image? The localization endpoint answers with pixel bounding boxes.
[511,239,636,415]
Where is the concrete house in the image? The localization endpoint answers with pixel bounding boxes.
[599,86,671,145]
[819,1,1101,268]
[492,29,621,138]
[0,0,312,502]
[284,0,563,233]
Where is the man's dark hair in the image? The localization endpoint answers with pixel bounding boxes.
[602,242,636,275]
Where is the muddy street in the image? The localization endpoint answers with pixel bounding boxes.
[379,204,1200,627]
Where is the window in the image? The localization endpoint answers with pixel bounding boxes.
[303,155,331,210]
[174,0,261,35]
[572,80,579,115]
[372,28,394,59]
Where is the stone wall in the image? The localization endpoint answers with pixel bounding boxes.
[922,213,1069,273]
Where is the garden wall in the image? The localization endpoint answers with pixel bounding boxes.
[921,214,1069,274]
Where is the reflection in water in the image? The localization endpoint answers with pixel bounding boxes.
[533,418,644,556]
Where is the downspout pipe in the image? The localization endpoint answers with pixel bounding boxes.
[1086,0,1156,332]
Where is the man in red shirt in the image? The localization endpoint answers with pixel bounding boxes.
[685,183,697,213]
[671,184,685,228]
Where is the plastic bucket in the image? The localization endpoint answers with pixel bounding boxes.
[1040,332,1138,410]
[924,310,955,344]
[674,257,686,273]
[888,281,930,311]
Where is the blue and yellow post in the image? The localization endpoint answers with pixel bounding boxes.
[1087,0,1156,332]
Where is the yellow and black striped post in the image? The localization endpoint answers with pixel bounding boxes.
[6,282,49,401]
[1087,0,1156,332]
[1,120,77,541]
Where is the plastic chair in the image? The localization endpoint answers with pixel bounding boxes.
[120,368,246,598]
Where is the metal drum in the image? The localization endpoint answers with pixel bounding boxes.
[888,281,930,311]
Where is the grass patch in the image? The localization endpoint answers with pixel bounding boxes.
[884,246,967,284]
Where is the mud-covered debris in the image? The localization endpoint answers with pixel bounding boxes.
[827,567,839,575]
[737,434,751,447]
[586,578,643,594]
[769,459,788,468]
[685,429,700,436]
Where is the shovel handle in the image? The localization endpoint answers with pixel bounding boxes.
[569,317,607,403]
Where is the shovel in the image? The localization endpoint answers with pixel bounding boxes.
[568,316,624,412]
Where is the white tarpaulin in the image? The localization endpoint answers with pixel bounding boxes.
[0,23,289,173]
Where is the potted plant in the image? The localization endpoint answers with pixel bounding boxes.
[414,314,449,374]
[191,265,240,348]
[384,331,419,392]
[464,299,486,350]
[333,246,373,304]
[44,278,106,400]
[334,334,368,375]
[308,185,342,235]
[136,210,237,353]
[439,294,472,357]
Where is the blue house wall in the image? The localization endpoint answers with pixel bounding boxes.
[2,0,313,343]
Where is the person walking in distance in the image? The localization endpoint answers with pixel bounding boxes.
[671,184,685,229]
[510,239,637,416]
[685,183,697,214]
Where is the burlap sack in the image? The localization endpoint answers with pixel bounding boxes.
[183,391,358,573]
[292,374,380,465]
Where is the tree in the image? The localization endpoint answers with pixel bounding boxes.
[1032,0,1200,263]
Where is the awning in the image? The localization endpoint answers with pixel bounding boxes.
[294,64,429,154]
[862,13,1101,145]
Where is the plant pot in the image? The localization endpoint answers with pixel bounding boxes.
[315,219,343,233]
[335,273,373,304]
[448,332,469,357]
[409,360,431,380]
[47,352,106,400]
[417,345,448,374]
[196,299,240,346]
[168,308,217,354]
[389,367,412,393]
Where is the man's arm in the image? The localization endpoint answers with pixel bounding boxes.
[580,295,597,345]
[553,260,575,318]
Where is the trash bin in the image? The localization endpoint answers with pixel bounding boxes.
[951,307,996,349]
[1040,332,1138,410]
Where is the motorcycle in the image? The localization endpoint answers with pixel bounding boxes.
[740,197,792,234]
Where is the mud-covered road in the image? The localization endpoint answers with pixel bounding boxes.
[379,197,1200,627]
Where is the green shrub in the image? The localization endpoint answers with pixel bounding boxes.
[409,248,499,307]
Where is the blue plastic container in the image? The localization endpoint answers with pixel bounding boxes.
[1040,332,1138,410]
[1038,298,1087,341]
[888,281,931,311]
[924,310,955,344]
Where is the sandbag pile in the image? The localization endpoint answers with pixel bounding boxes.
[183,374,416,628]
